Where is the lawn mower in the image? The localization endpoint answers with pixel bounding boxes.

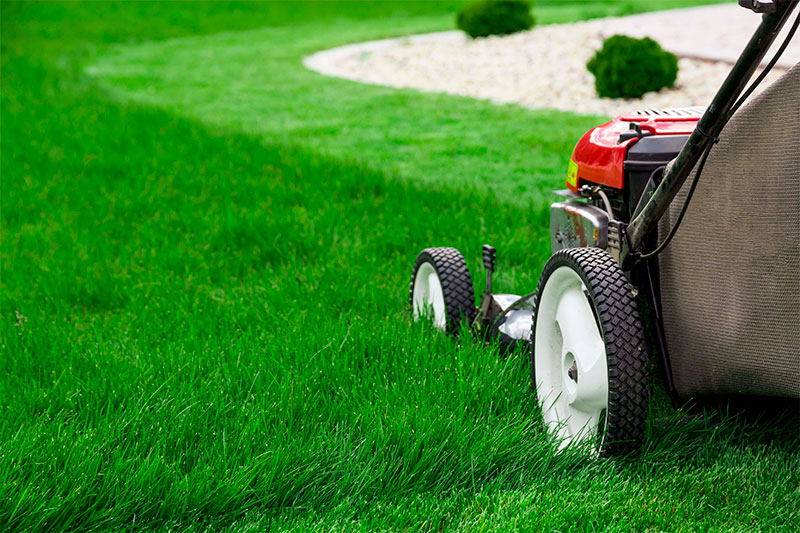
[409,0,799,457]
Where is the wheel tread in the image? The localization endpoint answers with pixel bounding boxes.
[409,247,476,336]
[531,247,648,457]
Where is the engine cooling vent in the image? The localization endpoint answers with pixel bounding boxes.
[627,107,705,118]
[657,65,799,400]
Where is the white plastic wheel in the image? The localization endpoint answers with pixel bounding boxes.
[409,248,476,336]
[532,248,648,457]
[534,265,609,451]
[412,262,447,331]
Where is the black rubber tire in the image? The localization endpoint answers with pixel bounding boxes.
[530,247,649,457]
[409,247,477,337]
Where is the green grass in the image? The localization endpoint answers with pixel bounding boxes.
[2,0,797,531]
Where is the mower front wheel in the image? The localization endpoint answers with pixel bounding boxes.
[531,247,648,457]
[410,247,476,336]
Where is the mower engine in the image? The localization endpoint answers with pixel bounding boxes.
[552,107,704,253]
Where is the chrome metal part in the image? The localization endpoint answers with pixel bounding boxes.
[553,188,584,200]
[497,308,534,343]
[490,292,536,350]
[492,293,521,311]
[550,201,609,253]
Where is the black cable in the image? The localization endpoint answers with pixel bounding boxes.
[633,8,799,261]
[634,142,714,260]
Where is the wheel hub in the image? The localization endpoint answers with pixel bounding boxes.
[534,266,609,451]
[566,358,579,383]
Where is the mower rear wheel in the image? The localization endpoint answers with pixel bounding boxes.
[531,247,648,457]
[410,247,476,336]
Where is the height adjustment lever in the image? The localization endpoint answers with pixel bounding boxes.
[482,244,496,294]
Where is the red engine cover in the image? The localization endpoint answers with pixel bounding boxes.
[566,108,702,192]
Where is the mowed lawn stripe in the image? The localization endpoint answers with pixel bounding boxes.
[85,23,604,207]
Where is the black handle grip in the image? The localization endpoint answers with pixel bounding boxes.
[739,0,776,13]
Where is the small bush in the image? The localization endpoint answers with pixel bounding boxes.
[456,0,535,39]
[587,34,679,99]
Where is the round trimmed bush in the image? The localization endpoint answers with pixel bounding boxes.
[587,34,679,99]
[456,0,535,39]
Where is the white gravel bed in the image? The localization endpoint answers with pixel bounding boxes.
[304,6,792,117]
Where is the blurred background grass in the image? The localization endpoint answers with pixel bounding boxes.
[2,1,796,531]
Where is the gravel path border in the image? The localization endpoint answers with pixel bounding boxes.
[304,5,795,116]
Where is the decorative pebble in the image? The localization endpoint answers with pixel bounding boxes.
[304,15,788,117]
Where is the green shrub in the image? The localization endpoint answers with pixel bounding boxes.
[456,0,535,39]
[587,34,679,99]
